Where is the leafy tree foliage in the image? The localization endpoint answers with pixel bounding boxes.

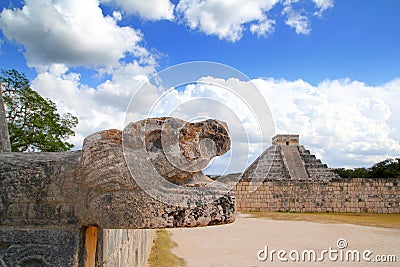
[334,167,369,178]
[334,158,400,178]
[0,69,78,152]
[369,158,400,178]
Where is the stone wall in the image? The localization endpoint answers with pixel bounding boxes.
[99,229,156,267]
[0,228,84,266]
[235,178,400,213]
[0,227,156,266]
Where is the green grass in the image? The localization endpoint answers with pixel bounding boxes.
[243,211,400,229]
[148,229,186,267]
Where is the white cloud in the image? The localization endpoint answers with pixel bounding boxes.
[0,0,152,68]
[250,18,275,37]
[176,0,279,42]
[101,0,175,21]
[282,6,311,35]
[112,10,122,21]
[176,0,334,41]
[281,0,334,34]
[312,0,334,12]
[31,62,157,148]
[254,78,400,168]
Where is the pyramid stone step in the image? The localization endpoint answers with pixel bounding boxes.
[280,145,309,180]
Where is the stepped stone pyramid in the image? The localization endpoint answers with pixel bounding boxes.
[242,134,340,180]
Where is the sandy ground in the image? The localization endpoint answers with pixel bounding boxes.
[169,214,400,267]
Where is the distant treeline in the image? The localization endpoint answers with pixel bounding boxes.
[333,158,400,178]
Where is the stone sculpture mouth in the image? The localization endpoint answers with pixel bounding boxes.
[178,119,231,161]
[125,117,231,186]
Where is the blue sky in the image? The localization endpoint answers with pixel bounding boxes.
[2,0,400,86]
[0,0,399,173]
[138,0,400,86]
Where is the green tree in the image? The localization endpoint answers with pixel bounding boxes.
[351,168,370,178]
[334,158,400,178]
[333,168,348,178]
[333,167,370,178]
[0,69,78,152]
[369,158,400,178]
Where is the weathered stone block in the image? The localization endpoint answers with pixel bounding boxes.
[0,228,82,266]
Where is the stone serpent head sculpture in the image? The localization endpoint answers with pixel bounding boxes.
[0,117,235,230]
[83,117,234,228]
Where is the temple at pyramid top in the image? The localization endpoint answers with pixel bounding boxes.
[242,134,340,180]
[272,134,300,146]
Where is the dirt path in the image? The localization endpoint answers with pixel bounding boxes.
[169,214,400,266]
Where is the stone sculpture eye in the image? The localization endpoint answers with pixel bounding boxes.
[145,130,163,152]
